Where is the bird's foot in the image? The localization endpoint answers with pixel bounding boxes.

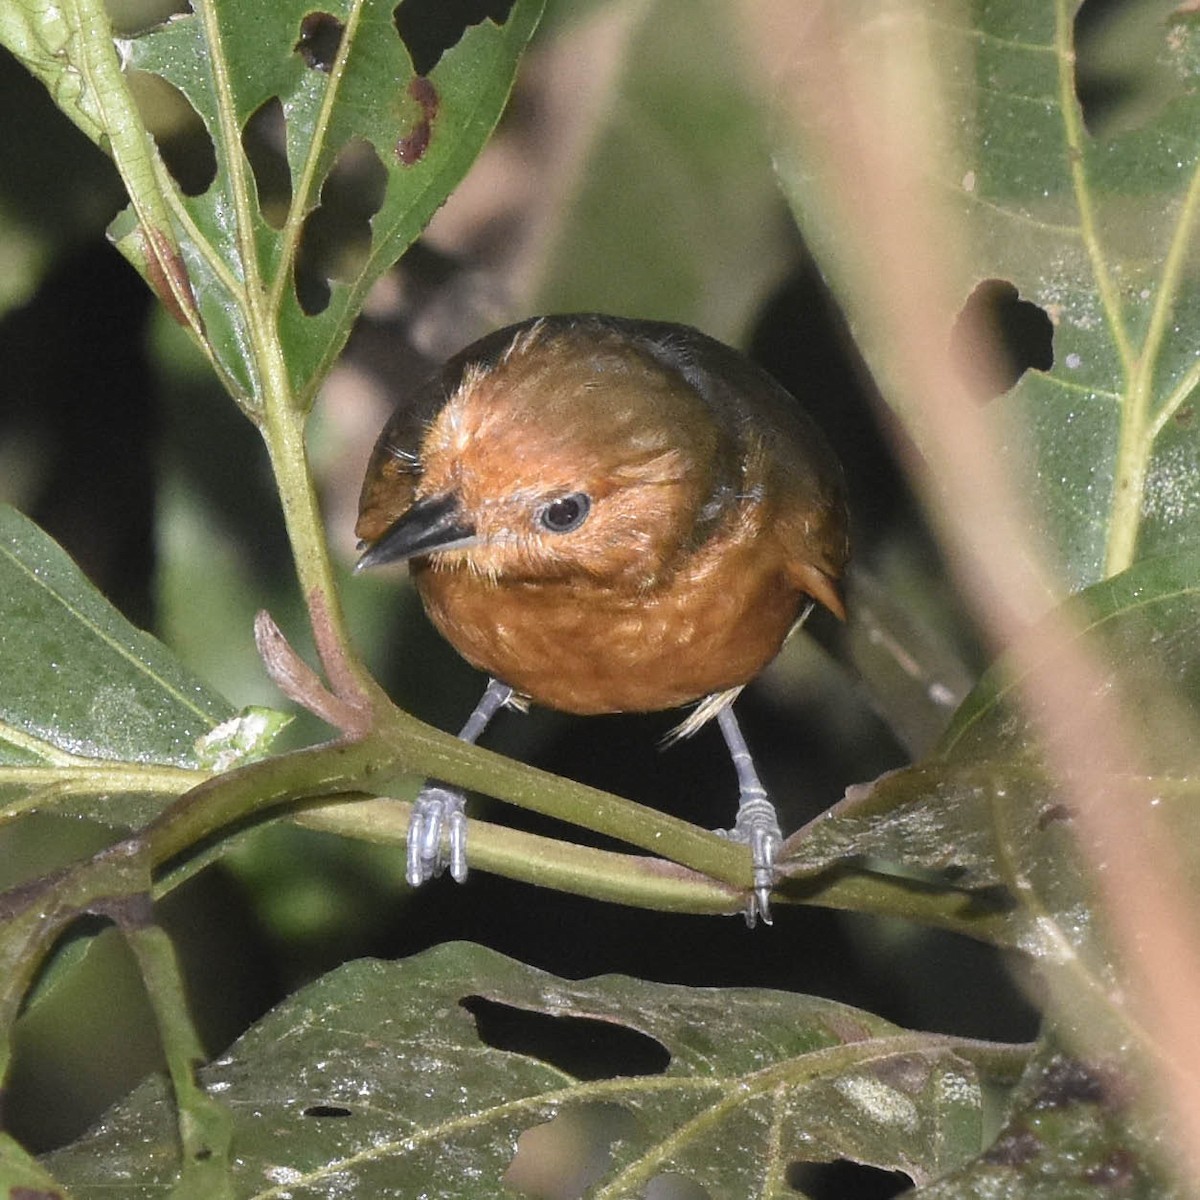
[719,793,782,928]
[406,786,468,886]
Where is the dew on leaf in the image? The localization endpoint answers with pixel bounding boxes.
[834,1075,919,1130]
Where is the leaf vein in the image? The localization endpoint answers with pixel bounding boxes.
[0,539,221,727]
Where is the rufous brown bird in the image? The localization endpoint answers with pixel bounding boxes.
[356,313,849,923]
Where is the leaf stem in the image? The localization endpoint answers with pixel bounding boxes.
[295,798,749,915]
[1106,138,1200,576]
[68,0,203,343]
[179,2,368,689]
[140,727,750,891]
[261,400,369,693]
[120,919,234,1191]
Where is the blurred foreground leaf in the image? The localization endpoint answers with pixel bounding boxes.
[785,549,1200,1064]
[780,0,1200,590]
[913,1043,1179,1199]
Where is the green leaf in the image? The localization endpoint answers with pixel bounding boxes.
[43,943,1020,1198]
[783,550,1200,1060]
[0,505,283,833]
[780,0,1200,592]
[788,548,1200,890]
[950,0,1200,586]
[0,1130,79,1199]
[115,0,545,410]
[912,1044,1180,1199]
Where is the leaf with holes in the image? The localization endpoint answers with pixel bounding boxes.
[911,1044,1179,1199]
[42,942,1024,1198]
[0,505,285,844]
[781,1,1200,592]
[949,0,1200,588]
[97,0,543,409]
[783,548,1200,1066]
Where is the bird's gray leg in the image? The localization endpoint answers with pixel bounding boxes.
[716,704,781,927]
[407,678,514,887]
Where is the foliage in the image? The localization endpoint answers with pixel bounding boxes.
[0,0,1197,1196]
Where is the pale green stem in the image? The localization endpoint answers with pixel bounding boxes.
[69,0,202,341]
[1106,152,1200,577]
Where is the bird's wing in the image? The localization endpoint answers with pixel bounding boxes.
[620,319,851,619]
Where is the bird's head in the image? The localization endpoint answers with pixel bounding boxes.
[356,321,731,586]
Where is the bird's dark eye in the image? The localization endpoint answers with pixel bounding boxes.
[539,492,591,534]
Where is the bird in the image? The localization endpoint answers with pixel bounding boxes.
[355,313,849,924]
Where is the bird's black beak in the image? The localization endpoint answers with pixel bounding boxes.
[355,493,478,571]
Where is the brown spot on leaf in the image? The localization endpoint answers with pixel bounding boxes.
[1037,802,1073,830]
[295,12,344,72]
[872,1054,931,1094]
[1033,1056,1111,1109]
[141,226,200,330]
[982,1126,1043,1166]
[824,1013,875,1044]
[396,76,439,165]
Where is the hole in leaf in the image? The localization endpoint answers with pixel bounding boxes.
[302,1104,354,1118]
[787,1160,911,1199]
[126,69,216,196]
[950,279,1054,402]
[294,138,387,314]
[295,11,345,72]
[107,0,190,37]
[242,97,291,229]
[393,0,517,75]
[1074,0,1181,137]
[461,995,671,1081]
[644,1173,713,1199]
[504,1103,636,1200]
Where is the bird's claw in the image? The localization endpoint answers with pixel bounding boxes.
[720,794,782,927]
[406,786,468,886]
